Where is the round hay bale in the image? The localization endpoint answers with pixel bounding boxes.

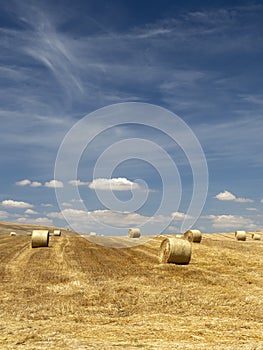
[128,228,141,238]
[53,229,61,236]
[235,230,246,241]
[31,230,49,248]
[26,232,32,236]
[89,232,97,236]
[251,233,261,241]
[10,231,17,236]
[159,237,192,264]
[184,229,202,243]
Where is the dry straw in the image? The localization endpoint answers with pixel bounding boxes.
[53,229,61,236]
[159,237,192,264]
[128,228,141,238]
[10,231,16,236]
[26,232,32,236]
[235,230,246,241]
[31,230,49,248]
[251,233,261,241]
[184,229,202,243]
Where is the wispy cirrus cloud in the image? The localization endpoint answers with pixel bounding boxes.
[0,2,263,232]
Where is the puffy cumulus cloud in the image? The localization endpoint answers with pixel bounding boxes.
[48,208,149,227]
[215,191,236,201]
[15,179,42,187]
[17,217,53,225]
[47,208,172,231]
[16,179,31,186]
[171,211,193,220]
[44,180,64,188]
[167,225,181,233]
[1,199,33,209]
[62,202,72,207]
[68,180,89,186]
[0,210,9,220]
[206,214,256,230]
[30,181,42,187]
[215,190,253,203]
[261,199,263,203]
[25,209,38,215]
[88,178,140,191]
[47,211,64,219]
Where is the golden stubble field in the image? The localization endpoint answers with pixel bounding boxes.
[0,222,262,349]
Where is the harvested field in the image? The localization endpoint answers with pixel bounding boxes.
[0,223,263,349]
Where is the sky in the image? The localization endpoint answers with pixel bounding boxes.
[0,0,263,236]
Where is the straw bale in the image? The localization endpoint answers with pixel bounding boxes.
[31,230,49,248]
[53,229,61,236]
[251,233,261,241]
[128,228,141,238]
[159,237,192,264]
[184,229,202,243]
[235,230,246,241]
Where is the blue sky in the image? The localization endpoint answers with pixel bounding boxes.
[0,0,263,235]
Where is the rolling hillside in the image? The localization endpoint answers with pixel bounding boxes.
[0,222,263,349]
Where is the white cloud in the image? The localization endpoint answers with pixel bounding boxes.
[30,181,42,187]
[47,211,64,219]
[62,202,72,207]
[234,197,254,203]
[48,208,148,226]
[44,180,64,188]
[206,214,256,230]
[17,217,53,225]
[171,211,193,220]
[246,207,257,211]
[0,210,9,220]
[71,199,84,203]
[261,199,263,203]
[215,190,236,201]
[16,179,31,186]
[15,179,42,187]
[68,180,89,186]
[25,209,38,215]
[41,203,53,207]
[1,199,33,209]
[47,208,172,231]
[215,190,253,203]
[88,178,140,191]
[167,225,181,233]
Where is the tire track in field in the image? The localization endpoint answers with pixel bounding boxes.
[4,240,34,282]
